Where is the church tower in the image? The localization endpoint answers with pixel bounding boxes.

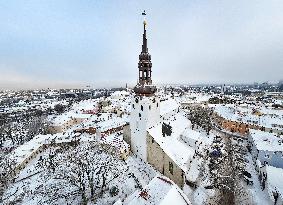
[130,11,160,161]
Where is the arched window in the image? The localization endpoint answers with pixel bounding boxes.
[141,105,143,111]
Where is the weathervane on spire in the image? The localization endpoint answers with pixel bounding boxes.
[142,10,147,27]
[133,9,156,96]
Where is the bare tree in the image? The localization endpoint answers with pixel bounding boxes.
[0,153,16,202]
[34,141,127,204]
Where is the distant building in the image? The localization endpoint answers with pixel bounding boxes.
[49,112,91,133]
[212,104,283,135]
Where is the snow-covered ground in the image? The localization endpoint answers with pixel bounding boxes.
[3,146,158,205]
[96,156,158,205]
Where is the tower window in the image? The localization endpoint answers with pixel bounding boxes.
[139,113,141,118]
[157,103,159,107]
[135,98,139,103]
[141,105,143,111]
[169,162,173,175]
[149,105,151,110]
[132,104,135,109]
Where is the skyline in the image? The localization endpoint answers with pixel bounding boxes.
[1,0,283,90]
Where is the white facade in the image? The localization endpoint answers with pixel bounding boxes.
[248,129,283,168]
[130,95,160,161]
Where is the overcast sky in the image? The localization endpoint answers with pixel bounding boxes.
[0,0,283,90]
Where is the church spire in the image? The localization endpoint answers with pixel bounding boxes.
[142,11,147,53]
[134,11,157,96]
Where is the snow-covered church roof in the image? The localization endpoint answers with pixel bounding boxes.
[124,176,192,205]
[160,98,179,116]
[147,112,195,173]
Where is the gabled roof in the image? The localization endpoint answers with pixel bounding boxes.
[147,113,194,173]
[125,176,192,205]
[160,98,179,116]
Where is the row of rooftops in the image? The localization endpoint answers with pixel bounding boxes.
[10,128,129,167]
[211,103,283,131]
[10,97,133,166]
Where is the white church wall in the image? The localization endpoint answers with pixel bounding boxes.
[130,95,160,161]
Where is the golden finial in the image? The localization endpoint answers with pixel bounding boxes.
[142,10,147,27]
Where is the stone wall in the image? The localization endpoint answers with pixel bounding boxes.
[163,153,184,188]
[146,133,164,172]
[14,144,46,176]
[146,133,184,188]
[123,125,131,145]
[49,117,87,134]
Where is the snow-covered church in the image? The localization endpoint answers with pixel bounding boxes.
[124,15,210,189]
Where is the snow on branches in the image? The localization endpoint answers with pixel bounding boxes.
[34,141,127,204]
